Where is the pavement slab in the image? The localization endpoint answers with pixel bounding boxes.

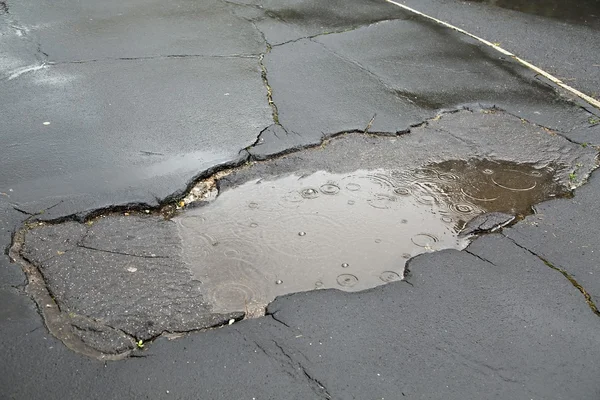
[21,216,243,347]
[2,56,271,218]
[259,16,597,157]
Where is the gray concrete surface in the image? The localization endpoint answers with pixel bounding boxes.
[1,0,600,398]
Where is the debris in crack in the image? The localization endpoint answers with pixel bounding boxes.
[502,234,600,317]
[258,53,280,125]
[459,212,515,237]
[364,113,377,133]
[180,169,231,207]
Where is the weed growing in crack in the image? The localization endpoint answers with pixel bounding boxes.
[569,163,584,185]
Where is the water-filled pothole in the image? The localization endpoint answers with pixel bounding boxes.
[177,159,565,315]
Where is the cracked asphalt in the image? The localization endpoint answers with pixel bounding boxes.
[2,0,600,398]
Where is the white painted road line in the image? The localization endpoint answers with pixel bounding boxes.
[385,0,600,110]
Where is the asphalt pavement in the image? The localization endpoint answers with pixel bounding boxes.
[1,0,600,399]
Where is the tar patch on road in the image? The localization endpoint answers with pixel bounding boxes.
[9,110,598,357]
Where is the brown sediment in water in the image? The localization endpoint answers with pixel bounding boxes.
[177,159,566,314]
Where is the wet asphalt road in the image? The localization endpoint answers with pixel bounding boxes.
[2,0,600,398]
[395,0,600,96]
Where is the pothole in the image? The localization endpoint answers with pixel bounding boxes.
[177,159,565,315]
[10,110,598,357]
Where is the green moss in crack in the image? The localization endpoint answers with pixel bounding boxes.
[541,258,600,316]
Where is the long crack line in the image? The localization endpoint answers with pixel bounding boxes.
[76,244,169,259]
[270,19,404,48]
[464,249,496,266]
[502,234,600,316]
[252,21,283,127]
[271,340,332,399]
[258,53,280,125]
[310,38,421,111]
[49,53,260,65]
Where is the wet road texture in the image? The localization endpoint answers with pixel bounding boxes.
[2,0,600,399]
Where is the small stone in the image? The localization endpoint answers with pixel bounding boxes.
[298,231,306,236]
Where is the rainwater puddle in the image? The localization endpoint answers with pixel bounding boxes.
[176,159,565,315]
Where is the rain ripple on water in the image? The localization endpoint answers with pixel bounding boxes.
[176,159,565,315]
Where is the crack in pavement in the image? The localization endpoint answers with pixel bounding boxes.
[432,342,520,384]
[11,200,64,220]
[48,53,260,65]
[269,19,403,48]
[233,326,332,398]
[258,53,282,126]
[1,11,49,80]
[75,244,169,259]
[9,108,598,358]
[10,246,133,359]
[250,21,287,128]
[271,339,333,399]
[464,249,497,267]
[309,37,422,111]
[219,0,263,10]
[9,106,568,225]
[265,310,293,329]
[243,328,332,400]
[501,233,600,317]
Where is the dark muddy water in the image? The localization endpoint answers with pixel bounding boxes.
[176,159,565,315]
[469,0,600,26]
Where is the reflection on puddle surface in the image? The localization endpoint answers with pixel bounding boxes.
[176,159,565,314]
